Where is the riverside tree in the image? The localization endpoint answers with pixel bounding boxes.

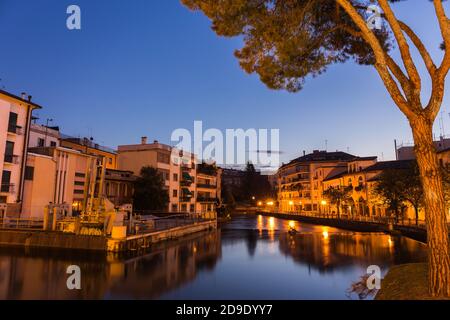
[323,186,353,218]
[133,166,169,212]
[181,0,450,296]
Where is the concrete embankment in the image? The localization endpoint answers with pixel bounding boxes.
[107,220,216,253]
[0,230,107,251]
[0,220,217,253]
[255,212,428,242]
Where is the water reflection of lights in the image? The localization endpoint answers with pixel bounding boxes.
[388,236,394,251]
[268,217,276,241]
[269,217,275,229]
[322,227,329,240]
[257,215,263,235]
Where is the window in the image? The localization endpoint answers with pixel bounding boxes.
[74,190,84,194]
[25,166,34,181]
[172,204,178,212]
[7,112,18,133]
[173,173,178,182]
[157,152,170,164]
[190,204,195,212]
[50,141,57,147]
[75,172,86,178]
[4,141,14,163]
[158,170,170,181]
[1,171,11,192]
[108,158,113,164]
[38,138,45,147]
[74,181,85,186]
[173,189,178,198]
[0,196,6,204]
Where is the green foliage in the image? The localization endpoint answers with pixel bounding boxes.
[323,185,353,217]
[181,0,392,92]
[133,166,169,212]
[373,162,423,222]
[241,162,272,201]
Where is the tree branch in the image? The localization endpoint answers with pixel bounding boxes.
[434,0,450,77]
[398,20,437,76]
[425,1,450,119]
[378,0,421,92]
[336,0,416,119]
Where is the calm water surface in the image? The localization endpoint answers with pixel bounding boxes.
[0,215,428,300]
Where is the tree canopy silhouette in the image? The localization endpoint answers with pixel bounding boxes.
[182,0,450,297]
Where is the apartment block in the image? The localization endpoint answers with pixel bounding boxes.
[118,137,221,213]
[0,90,41,215]
[22,146,97,218]
[275,150,377,214]
[29,122,60,148]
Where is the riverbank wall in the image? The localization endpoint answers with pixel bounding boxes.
[0,220,217,253]
[255,212,427,242]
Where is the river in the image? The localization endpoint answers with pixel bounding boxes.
[0,215,428,300]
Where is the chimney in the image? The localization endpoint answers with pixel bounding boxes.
[153,140,159,144]
[21,92,27,100]
[303,150,306,156]
[28,95,32,102]
[141,137,147,145]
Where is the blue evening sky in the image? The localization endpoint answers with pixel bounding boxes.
[0,0,449,165]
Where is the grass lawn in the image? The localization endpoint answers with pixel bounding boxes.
[376,263,450,300]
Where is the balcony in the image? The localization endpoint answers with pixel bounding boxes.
[180,196,193,203]
[197,197,218,203]
[0,184,14,194]
[181,164,192,171]
[3,154,20,164]
[197,183,216,189]
[7,125,23,135]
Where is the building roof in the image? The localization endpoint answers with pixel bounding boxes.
[0,89,43,109]
[362,160,414,172]
[323,170,348,182]
[61,135,117,155]
[282,150,358,168]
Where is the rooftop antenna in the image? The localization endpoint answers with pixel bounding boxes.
[439,111,445,138]
[325,140,328,152]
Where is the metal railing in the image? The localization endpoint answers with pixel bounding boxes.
[3,155,20,164]
[197,184,217,189]
[7,125,23,135]
[270,210,429,229]
[132,212,215,235]
[0,184,15,194]
[0,217,44,230]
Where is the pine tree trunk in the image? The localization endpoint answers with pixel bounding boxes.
[411,116,450,297]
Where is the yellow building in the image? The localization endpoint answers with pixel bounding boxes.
[22,146,97,218]
[60,136,117,170]
[322,160,428,222]
[275,150,375,214]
